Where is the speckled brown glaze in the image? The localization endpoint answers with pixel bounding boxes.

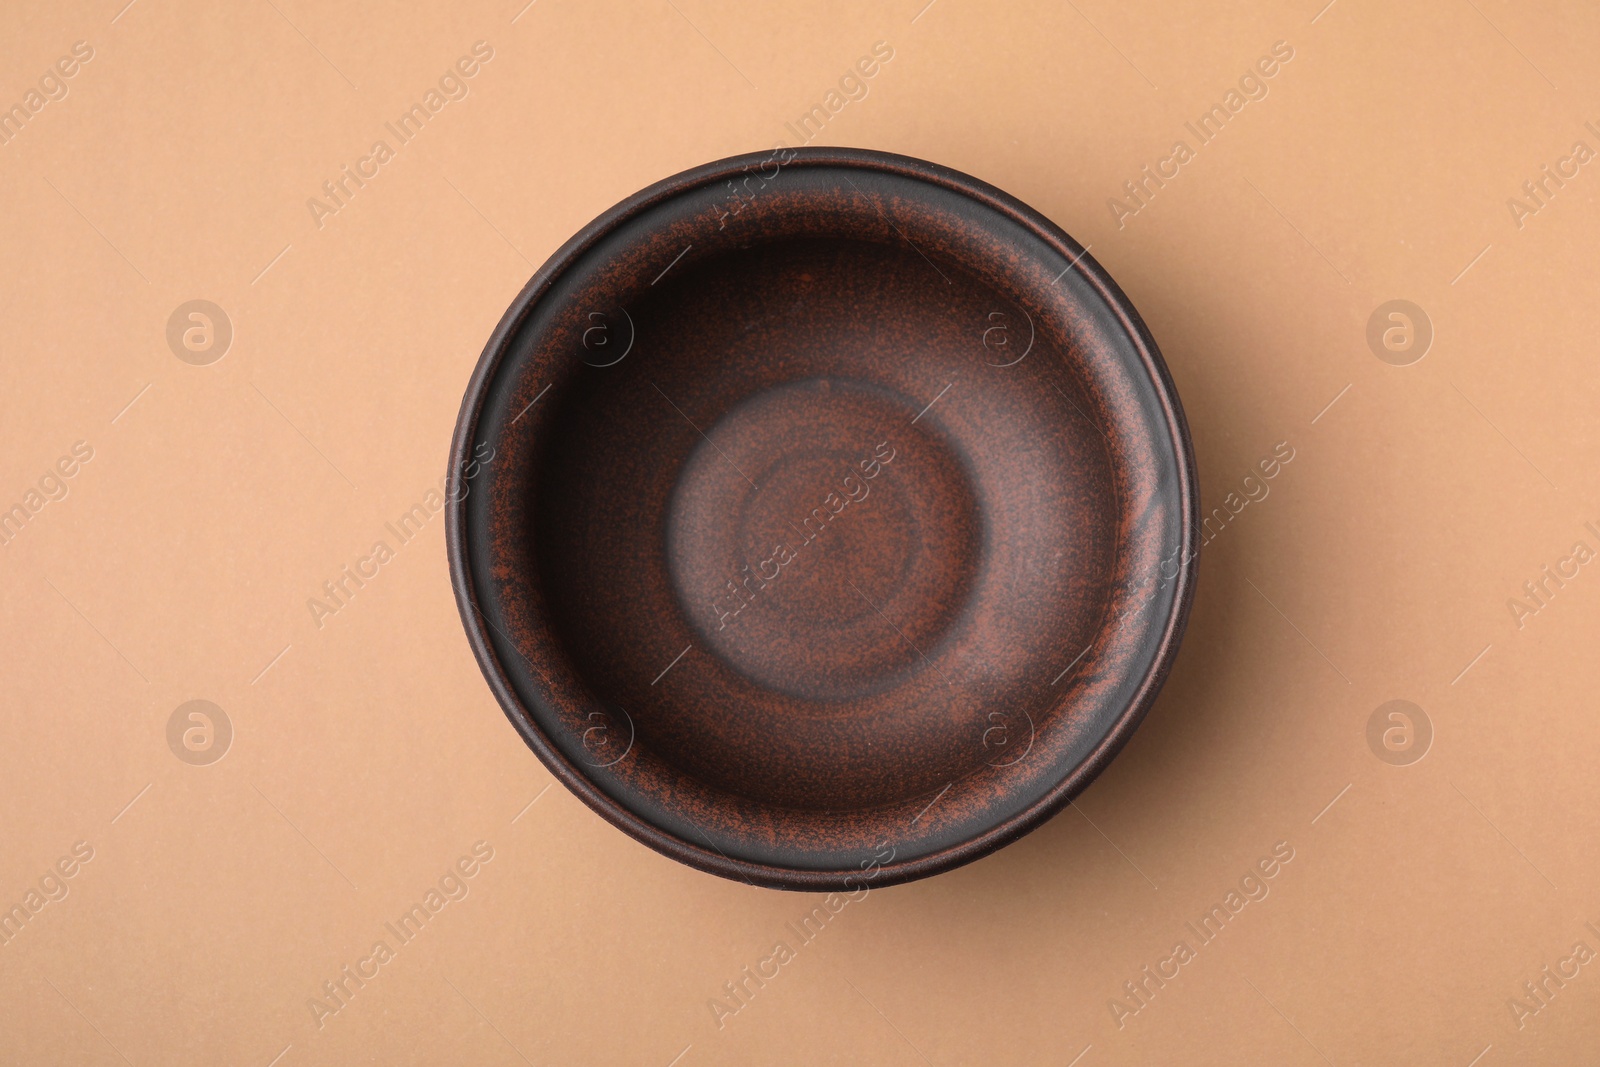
[447,148,1198,890]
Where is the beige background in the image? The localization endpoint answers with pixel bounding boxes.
[3,0,1600,1062]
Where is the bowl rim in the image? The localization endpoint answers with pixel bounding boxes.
[446,146,1199,890]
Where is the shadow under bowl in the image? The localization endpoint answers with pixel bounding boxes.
[448,148,1197,890]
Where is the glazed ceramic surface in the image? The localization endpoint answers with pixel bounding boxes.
[448,148,1197,889]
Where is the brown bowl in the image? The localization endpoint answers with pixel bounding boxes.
[447,148,1197,890]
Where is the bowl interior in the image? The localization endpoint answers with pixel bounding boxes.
[454,151,1194,887]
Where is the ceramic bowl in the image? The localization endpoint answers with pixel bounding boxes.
[447,148,1197,889]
